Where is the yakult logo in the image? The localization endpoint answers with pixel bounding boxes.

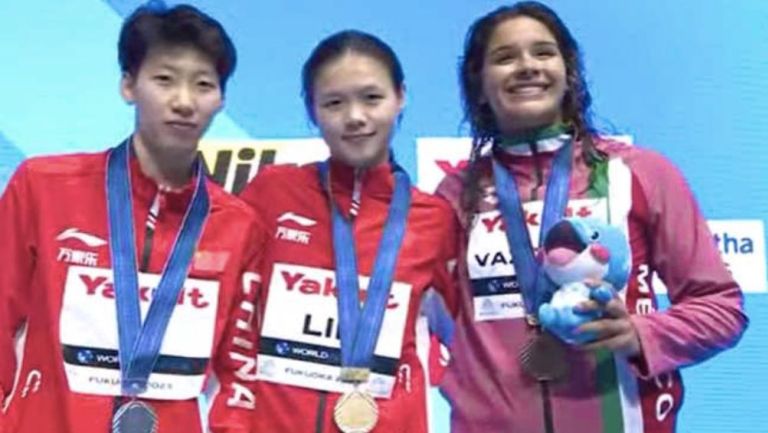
[78,273,210,309]
[434,159,469,176]
[280,270,400,309]
[480,205,594,233]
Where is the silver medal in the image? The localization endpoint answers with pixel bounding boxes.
[112,400,158,433]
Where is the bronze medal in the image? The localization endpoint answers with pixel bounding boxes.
[520,331,569,382]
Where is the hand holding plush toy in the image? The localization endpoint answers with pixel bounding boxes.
[538,217,630,345]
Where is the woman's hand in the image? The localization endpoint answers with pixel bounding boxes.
[574,285,642,357]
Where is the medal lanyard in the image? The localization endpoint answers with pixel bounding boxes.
[491,140,573,316]
[317,159,411,370]
[106,139,210,395]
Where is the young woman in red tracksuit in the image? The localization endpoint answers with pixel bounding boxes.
[435,2,748,433]
[0,5,261,433]
[238,31,458,433]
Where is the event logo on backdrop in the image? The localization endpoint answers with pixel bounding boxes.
[198,139,329,194]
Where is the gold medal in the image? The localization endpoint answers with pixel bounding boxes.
[519,331,569,382]
[334,387,379,433]
[335,367,378,433]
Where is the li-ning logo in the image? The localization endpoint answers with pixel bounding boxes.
[275,212,315,245]
[277,212,316,227]
[56,228,105,266]
[58,248,99,266]
[56,228,107,247]
[275,226,311,244]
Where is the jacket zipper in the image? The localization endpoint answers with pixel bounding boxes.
[140,192,161,272]
[529,141,544,201]
[541,380,555,433]
[314,391,329,433]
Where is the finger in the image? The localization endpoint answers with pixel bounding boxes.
[579,333,636,353]
[574,300,601,313]
[602,298,630,319]
[576,318,631,339]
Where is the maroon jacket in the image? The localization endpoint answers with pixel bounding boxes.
[435,136,747,433]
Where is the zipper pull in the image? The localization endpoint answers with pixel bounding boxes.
[350,169,362,219]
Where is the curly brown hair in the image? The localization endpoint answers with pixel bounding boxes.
[459,1,603,217]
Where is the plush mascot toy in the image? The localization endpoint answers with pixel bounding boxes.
[538,217,631,344]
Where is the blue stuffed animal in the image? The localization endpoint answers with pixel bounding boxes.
[538,217,630,344]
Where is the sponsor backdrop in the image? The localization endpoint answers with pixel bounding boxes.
[1,1,765,432]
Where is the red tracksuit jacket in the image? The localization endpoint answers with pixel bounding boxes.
[0,149,263,433]
[236,159,458,433]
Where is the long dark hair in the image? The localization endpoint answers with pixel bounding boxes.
[459,1,602,217]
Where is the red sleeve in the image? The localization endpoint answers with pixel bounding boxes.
[0,162,35,411]
[431,199,461,318]
[422,198,460,386]
[627,150,748,377]
[208,217,265,433]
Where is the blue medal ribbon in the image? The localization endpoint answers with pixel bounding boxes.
[491,140,573,316]
[106,139,210,395]
[317,159,411,372]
